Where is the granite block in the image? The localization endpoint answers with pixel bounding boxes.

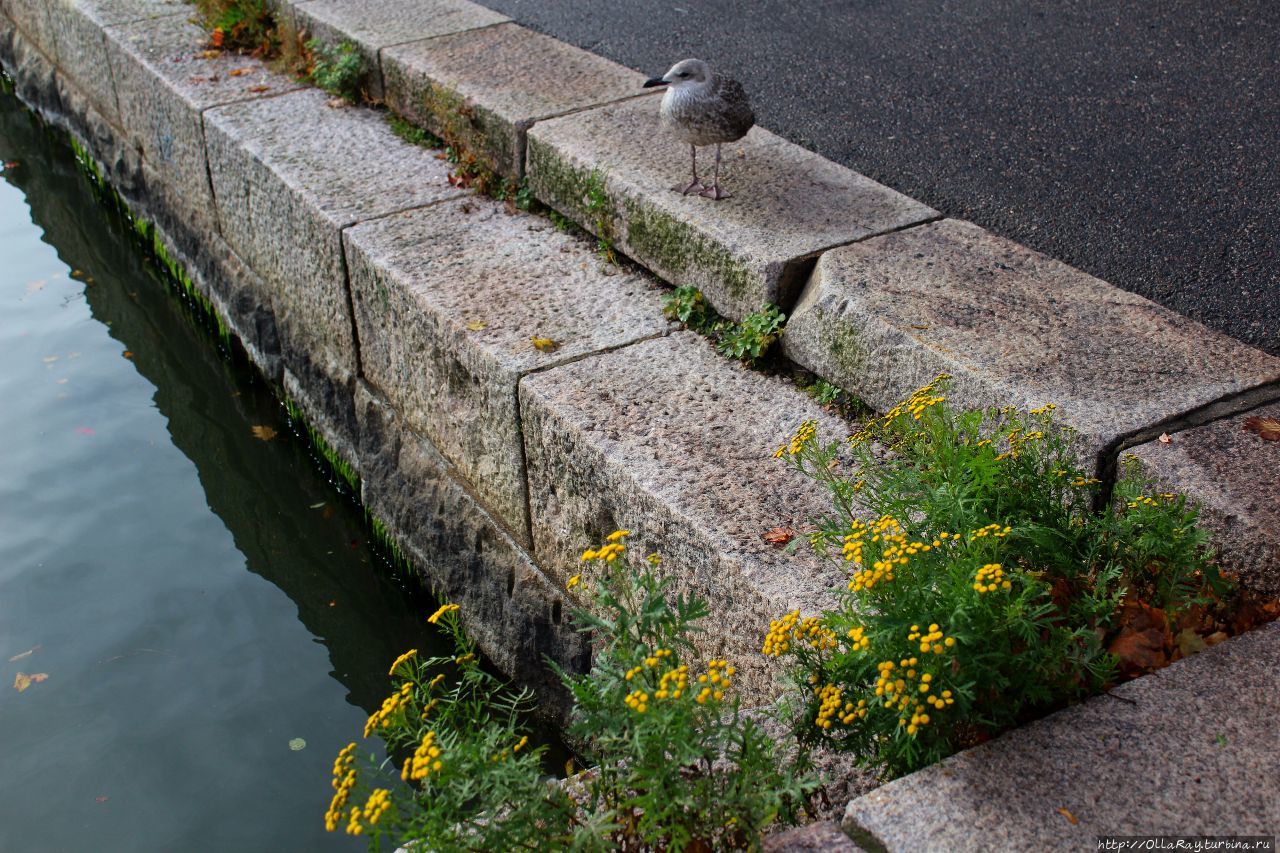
[106,14,303,249]
[784,219,1280,471]
[344,195,673,543]
[286,0,506,101]
[383,22,646,177]
[527,96,937,321]
[842,621,1280,851]
[1127,402,1280,596]
[519,331,859,698]
[203,88,463,395]
[3,0,59,61]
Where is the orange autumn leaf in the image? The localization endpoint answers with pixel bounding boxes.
[228,68,249,77]
[762,526,796,547]
[13,672,49,692]
[210,27,225,48]
[246,85,270,93]
[1057,806,1079,825]
[1158,432,1172,444]
[250,425,277,441]
[1243,416,1280,442]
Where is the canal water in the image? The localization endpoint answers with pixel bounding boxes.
[0,86,450,850]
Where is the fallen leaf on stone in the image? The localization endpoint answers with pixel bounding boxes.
[228,68,249,77]
[326,98,347,109]
[465,321,487,331]
[1108,599,1170,676]
[910,324,930,330]
[8,645,40,662]
[531,336,559,352]
[250,425,278,441]
[1158,433,1172,444]
[1056,806,1079,825]
[210,27,224,48]
[13,672,48,692]
[1204,631,1229,647]
[246,85,270,93]
[1243,416,1280,442]
[762,527,796,547]
[200,50,221,60]
[1174,628,1208,658]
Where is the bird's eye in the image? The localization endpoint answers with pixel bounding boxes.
[677,71,691,78]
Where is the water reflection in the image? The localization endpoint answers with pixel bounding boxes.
[0,88,447,851]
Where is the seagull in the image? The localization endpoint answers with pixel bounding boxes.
[643,59,755,200]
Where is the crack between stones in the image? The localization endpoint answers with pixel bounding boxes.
[836,813,891,853]
[1094,378,1280,507]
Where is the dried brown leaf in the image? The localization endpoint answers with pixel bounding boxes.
[762,527,796,547]
[1243,416,1280,442]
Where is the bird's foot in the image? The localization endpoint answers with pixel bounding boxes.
[699,184,732,200]
[672,180,708,195]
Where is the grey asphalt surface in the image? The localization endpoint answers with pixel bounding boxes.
[476,0,1279,355]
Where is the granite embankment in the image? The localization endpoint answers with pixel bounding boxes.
[3,2,1278,848]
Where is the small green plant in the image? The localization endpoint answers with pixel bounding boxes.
[385,113,443,149]
[329,605,578,847]
[807,378,843,406]
[661,288,786,366]
[285,399,359,494]
[767,375,1231,777]
[307,39,365,103]
[583,169,617,264]
[716,305,785,363]
[329,533,810,850]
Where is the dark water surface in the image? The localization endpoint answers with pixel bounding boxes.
[0,88,451,851]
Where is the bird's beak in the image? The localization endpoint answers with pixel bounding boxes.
[642,77,667,88]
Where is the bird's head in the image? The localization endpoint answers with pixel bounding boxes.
[643,58,712,90]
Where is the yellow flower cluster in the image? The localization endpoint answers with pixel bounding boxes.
[814,683,843,729]
[762,610,801,656]
[970,523,1011,540]
[364,682,412,738]
[846,625,871,651]
[655,665,689,700]
[847,516,934,592]
[348,788,392,835]
[973,563,1011,594]
[402,730,444,782]
[625,647,673,680]
[624,688,650,713]
[1028,403,1057,415]
[696,659,733,704]
[884,374,951,423]
[566,574,582,589]
[1071,476,1100,487]
[427,603,459,624]
[582,532,627,562]
[907,623,955,655]
[1127,493,1177,509]
[325,742,358,832]
[875,658,953,735]
[774,419,818,458]
[387,648,417,677]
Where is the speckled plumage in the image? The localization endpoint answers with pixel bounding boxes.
[645,58,755,199]
[659,71,755,147]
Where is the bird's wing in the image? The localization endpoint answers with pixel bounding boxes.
[714,75,756,130]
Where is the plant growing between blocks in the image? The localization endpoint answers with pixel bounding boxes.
[662,285,785,366]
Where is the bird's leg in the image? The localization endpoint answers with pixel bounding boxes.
[700,144,732,200]
[673,144,704,195]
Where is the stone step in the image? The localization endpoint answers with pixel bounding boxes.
[282,0,507,102]
[526,96,937,322]
[4,0,61,62]
[784,218,1280,473]
[842,621,1280,851]
[104,12,304,250]
[1127,401,1280,597]
[519,330,860,696]
[45,0,187,127]
[342,195,673,544]
[202,88,464,457]
[382,22,646,178]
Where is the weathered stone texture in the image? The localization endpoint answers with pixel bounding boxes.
[842,621,1280,851]
[1127,402,1280,596]
[286,0,506,101]
[382,22,646,177]
[106,14,303,251]
[520,331,858,698]
[344,196,673,543]
[527,96,937,321]
[3,0,60,61]
[46,0,188,127]
[354,381,589,714]
[763,822,863,852]
[785,219,1280,469]
[203,88,463,418]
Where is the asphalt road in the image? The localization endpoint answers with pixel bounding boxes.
[477,0,1279,355]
